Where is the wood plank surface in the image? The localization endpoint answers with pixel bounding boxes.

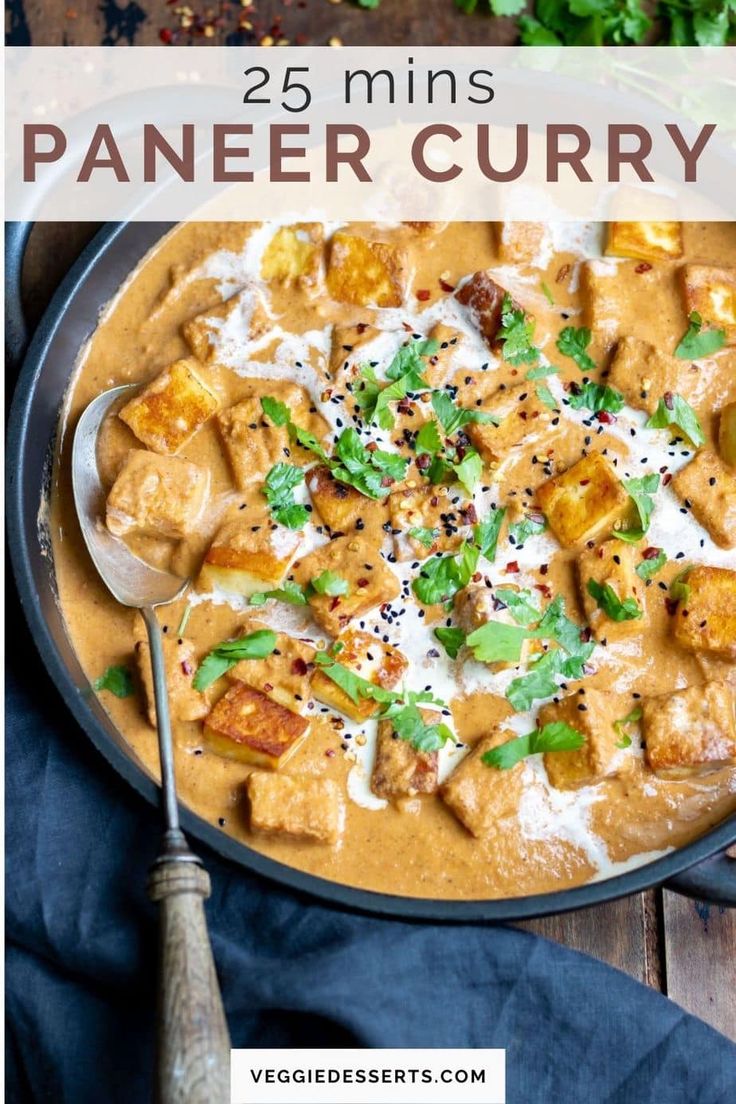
[662,891,736,1040]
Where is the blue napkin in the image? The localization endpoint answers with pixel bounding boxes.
[6,590,736,1104]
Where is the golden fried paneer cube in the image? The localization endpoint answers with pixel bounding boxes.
[682,264,736,344]
[606,336,705,416]
[246,772,343,844]
[328,321,377,375]
[719,401,736,468]
[217,397,290,490]
[293,535,400,636]
[260,223,323,287]
[326,231,406,308]
[578,540,646,642]
[455,584,542,672]
[311,629,408,722]
[455,271,508,347]
[372,710,440,799]
[307,466,367,533]
[441,727,525,838]
[423,322,462,389]
[468,383,554,468]
[642,681,736,779]
[106,450,209,540]
[672,450,736,550]
[227,626,315,714]
[182,285,274,362]
[389,485,470,562]
[135,634,209,727]
[205,683,310,769]
[536,451,629,549]
[672,566,736,661]
[198,515,303,597]
[606,221,683,263]
[496,222,549,265]
[119,360,219,454]
[538,687,622,790]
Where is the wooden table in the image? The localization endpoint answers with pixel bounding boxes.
[9,0,736,1036]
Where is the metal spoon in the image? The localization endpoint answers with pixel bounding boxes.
[72,385,230,1104]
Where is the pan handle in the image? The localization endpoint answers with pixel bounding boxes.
[5,221,33,369]
[664,848,736,906]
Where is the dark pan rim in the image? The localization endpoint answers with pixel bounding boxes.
[7,219,736,923]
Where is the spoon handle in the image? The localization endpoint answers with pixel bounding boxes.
[148,859,231,1104]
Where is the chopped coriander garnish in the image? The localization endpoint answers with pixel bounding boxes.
[670,566,692,604]
[193,629,277,691]
[636,549,667,580]
[494,587,541,626]
[430,390,499,435]
[540,280,555,306]
[260,395,290,427]
[249,581,308,607]
[434,626,466,659]
[617,473,660,542]
[381,693,455,752]
[329,428,408,499]
[412,541,479,606]
[482,721,585,770]
[567,380,624,415]
[415,419,443,455]
[263,463,309,529]
[508,512,546,546]
[498,293,541,366]
[309,570,350,597]
[451,449,483,496]
[475,508,506,562]
[93,665,134,698]
[408,526,440,549]
[356,337,438,429]
[176,604,192,637]
[535,382,557,410]
[674,311,726,359]
[586,579,643,622]
[505,650,562,711]
[614,705,642,749]
[556,326,596,372]
[467,621,532,664]
[525,362,559,381]
[645,393,706,447]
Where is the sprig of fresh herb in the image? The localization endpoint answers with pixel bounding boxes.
[309,570,350,597]
[587,579,643,622]
[535,382,557,410]
[509,511,547,547]
[467,621,533,664]
[556,326,596,372]
[263,463,310,529]
[475,509,506,562]
[617,473,660,543]
[93,665,134,698]
[193,629,277,691]
[249,581,308,607]
[614,705,642,749]
[494,587,542,626]
[413,541,479,606]
[409,526,441,549]
[636,549,667,580]
[670,566,692,604]
[646,393,706,447]
[355,338,439,429]
[431,390,500,435]
[482,721,585,770]
[567,380,625,415]
[434,626,466,659]
[674,311,726,359]
[498,293,541,366]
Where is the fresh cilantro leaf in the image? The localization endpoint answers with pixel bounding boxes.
[540,281,555,306]
[475,509,506,562]
[526,363,559,380]
[382,696,455,752]
[556,326,596,372]
[518,14,562,44]
[263,462,309,529]
[498,294,541,366]
[434,626,466,659]
[313,651,396,707]
[505,650,562,711]
[587,579,643,622]
[482,720,585,770]
[670,566,692,604]
[567,380,624,414]
[452,449,483,495]
[674,311,726,359]
[412,541,479,606]
[535,594,595,668]
[614,704,642,748]
[467,620,532,664]
[509,512,546,546]
[535,383,558,409]
[494,587,541,626]
[93,665,134,698]
[409,526,440,548]
[358,338,438,429]
[415,419,443,455]
[385,337,439,381]
[431,390,499,435]
[309,570,350,597]
[636,549,667,580]
[329,428,408,499]
[617,473,660,541]
[645,394,706,447]
[290,423,328,461]
[357,0,380,8]
[193,629,277,691]
[249,581,307,607]
[260,395,290,427]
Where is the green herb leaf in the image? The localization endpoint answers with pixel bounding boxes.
[249,581,308,607]
[498,293,541,366]
[645,394,706,448]
[475,509,506,562]
[193,629,277,691]
[291,423,328,461]
[535,383,557,410]
[260,395,290,427]
[674,311,726,359]
[382,695,455,752]
[452,449,483,496]
[434,626,466,659]
[313,653,396,707]
[509,512,546,546]
[309,570,350,597]
[636,549,667,580]
[408,526,440,549]
[587,579,643,622]
[505,650,562,711]
[567,380,625,414]
[412,541,479,606]
[540,281,555,306]
[467,620,532,664]
[431,390,499,436]
[263,462,309,529]
[618,473,660,541]
[494,587,541,626]
[483,721,585,770]
[557,326,596,372]
[526,362,559,381]
[357,338,438,429]
[670,566,692,605]
[614,704,642,748]
[415,419,443,456]
[93,665,134,698]
[329,428,408,499]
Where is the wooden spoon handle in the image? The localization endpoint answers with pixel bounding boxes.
[148,860,231,1104]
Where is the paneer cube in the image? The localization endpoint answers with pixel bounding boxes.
[135,635,209,727]
[328,322,377,375]
[538,687,621,790]
[217,396,290,490]
[672,566,736,660]
[389,485,471,562]
[308,466,367,533]
[311,629,407,722]
[455,271,509,347]
[260,223,323,287]
[606,336,705,416]
[454,583,542,672]
[326,231,406,308]
[292,535,400,636]
[106,450,209,540]
[198,515,302,597]
[642,681,736,779]
[246,772,343,844]
[467,383,554,468]
[606,222,683,262]
[578,539,646,642]
[441,727,525,838]
[228,626,315,714]
[371,711,440,799]
[422,322,462,389]
[119,360,219,454]
[672,450,736,550]
[496,222,549,265]
[536,451,629,549]
[682,264,736,345]
[182,285,274,362]
[719,401,736,468]
[205,682,310,768]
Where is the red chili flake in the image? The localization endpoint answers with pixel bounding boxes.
[397,397,412,414]
[471,571,482,583]
[506,560,520,573]
[665,597,679,616]
[264,682,274,692]
[463,503,478,524]
[291,658,308,676]
[357,578,369,587]
[579,478,591,486]
[325,748,336,758]
[662,473,672,486]
[643,546,662,560]
[159,27,173,43]
[439,278,456,293]
[664,391,674,411]
[580,627,593,643]
[402,321,414,332]
[329,597,341,611]
[416,289,431,302]
[365,441,378,452]
[535,583,552,599]
[356,322,368,334]
[380,475,394,487]
[416,454,431,471]
[635,262,652,274]
[540,563,549,575]
[181,660,193,676]
[596,410,616,424]
[555,263,572,284]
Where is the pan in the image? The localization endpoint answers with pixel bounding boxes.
[6,218,736,920]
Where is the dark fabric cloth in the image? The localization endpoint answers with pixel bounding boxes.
[5,587,736,1104]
